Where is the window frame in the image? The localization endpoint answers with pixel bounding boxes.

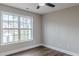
[0,11,33,45]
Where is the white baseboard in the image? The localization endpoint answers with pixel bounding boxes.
[42,44,79,56]
[0,43,79,56]
[0,44,42,56]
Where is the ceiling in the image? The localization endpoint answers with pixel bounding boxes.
[3,3,79,15]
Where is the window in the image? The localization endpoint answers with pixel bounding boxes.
[1,12,33,45]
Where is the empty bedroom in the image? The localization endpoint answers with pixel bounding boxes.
[0,3,79,56]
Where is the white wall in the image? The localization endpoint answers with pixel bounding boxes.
[42,6,79,54]
[0,4,42,53]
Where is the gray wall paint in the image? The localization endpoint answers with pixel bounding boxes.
[0,4,42,52]
[42,6,79,54]
[0,4,79,55]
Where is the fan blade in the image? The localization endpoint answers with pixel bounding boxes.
[46,3,55,7]
[37,6,40,9]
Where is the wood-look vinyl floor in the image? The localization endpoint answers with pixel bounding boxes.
[7,46,71,56]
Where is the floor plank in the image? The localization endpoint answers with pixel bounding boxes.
[7,46,71,56]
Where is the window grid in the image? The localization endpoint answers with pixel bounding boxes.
[1,12,33,45]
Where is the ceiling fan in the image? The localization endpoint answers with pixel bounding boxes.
[36,3,55,9]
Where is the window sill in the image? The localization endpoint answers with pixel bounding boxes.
[0,39,33,46]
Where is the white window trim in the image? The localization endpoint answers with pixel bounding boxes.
[0,11,33,45]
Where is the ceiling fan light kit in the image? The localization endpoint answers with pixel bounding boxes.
[39,3,45,6]
[37,3,55,9]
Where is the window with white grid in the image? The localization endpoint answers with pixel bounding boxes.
[1,12,33,45]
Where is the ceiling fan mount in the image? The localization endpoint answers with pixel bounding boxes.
[36,3,55,9]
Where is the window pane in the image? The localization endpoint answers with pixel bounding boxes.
[9,22,14,28]
[3,14,9,28]
[24,23,28,28]
[3,14,8,21]
[24,18,27,24]
[24,30,28,40]
[14,16,18,22]
[25,30,32,40]
[28,30,32,39]
[8,15,13,28]
[20,30,32,41]
[24,18,32,24]
[13,16,18,28]
[3,21,9,28]
[27,19,32,28]
[20,30,25,40]
[20,17,32,28]
[24,18,28,28]
[24,23,32,28]
[20,17,24,28]
[8,15,18,28]
[27,19,32,24]
[2,30,9,44]
[8,30,14,42]
[8,30,18,42]
[20,23,24,28]
[14,30,18,42]
[9,15,13,21]
[13,22,18,28]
